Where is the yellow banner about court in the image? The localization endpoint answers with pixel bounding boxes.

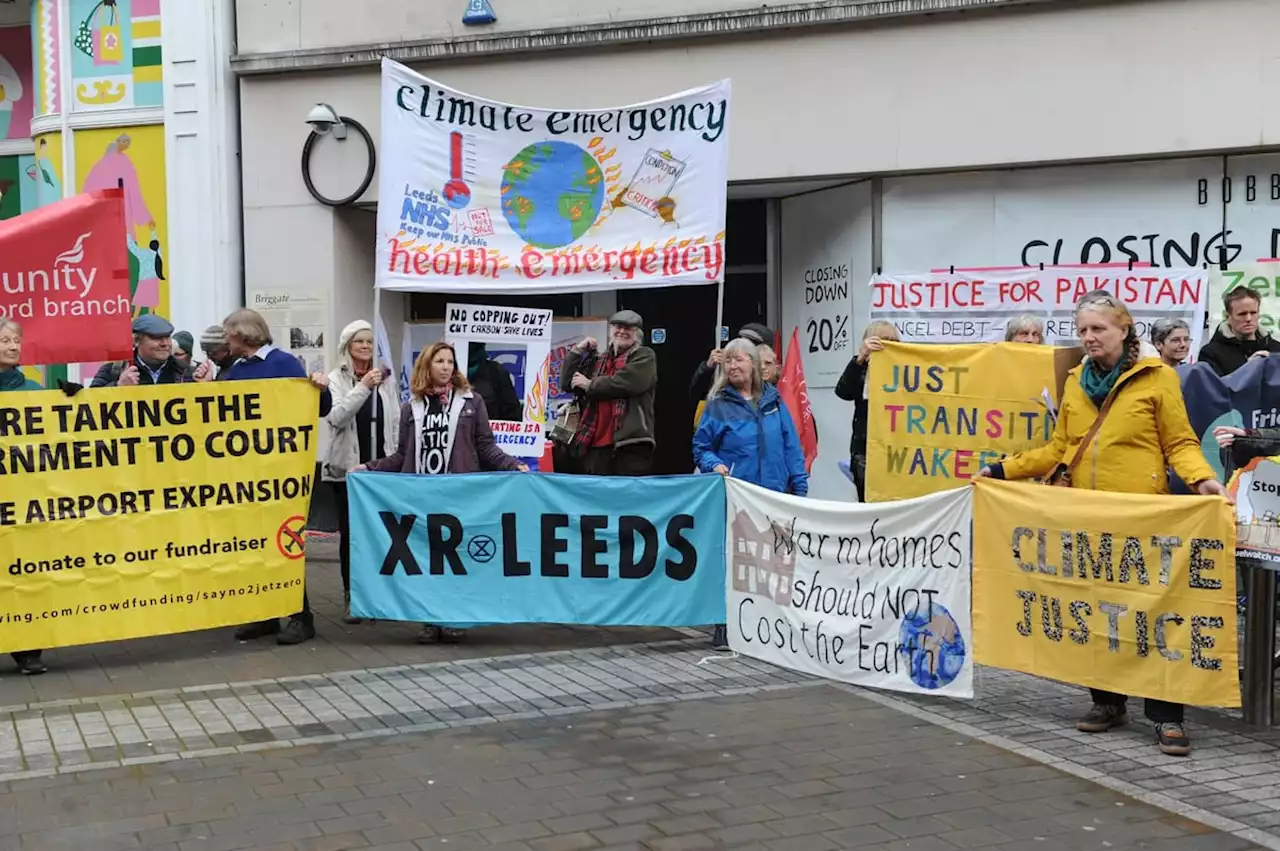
[0,380,319,652]
[866,342,1066,502]
[972,479,1239,708]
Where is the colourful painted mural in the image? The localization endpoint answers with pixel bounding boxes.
[30,0,60,117]
[0,153,38,220]
[0,24,33,139]
[69,0,162,112]
[76,124,167,318]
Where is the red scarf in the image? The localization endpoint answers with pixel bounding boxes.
[581,348,629,446]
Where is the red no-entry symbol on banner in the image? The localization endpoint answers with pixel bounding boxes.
[276,516,307,560]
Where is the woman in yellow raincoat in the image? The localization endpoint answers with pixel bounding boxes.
[978,290,1228,756]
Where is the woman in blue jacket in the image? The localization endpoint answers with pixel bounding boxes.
[694,337,808,649]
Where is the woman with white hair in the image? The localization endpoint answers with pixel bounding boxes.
[1005,314,1046,344]
[324,320,400,624]
[694,337,808,650]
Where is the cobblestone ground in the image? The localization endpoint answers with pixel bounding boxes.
[1,540,1278,849]
[3,685,1256,851]
[0,539,681,708]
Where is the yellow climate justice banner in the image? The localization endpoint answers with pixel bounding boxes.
[973,479,1239,708]
[0,380,319,652]
[865,342,1062,502]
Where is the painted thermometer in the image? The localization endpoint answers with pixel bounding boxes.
[443,131,472,209]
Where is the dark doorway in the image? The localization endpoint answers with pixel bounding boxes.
[617,199,769,475]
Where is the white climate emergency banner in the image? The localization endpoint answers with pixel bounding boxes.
[725,480,974,698]
[868,267,1207,350]
[376,58,731,294]
[445,303,553,458]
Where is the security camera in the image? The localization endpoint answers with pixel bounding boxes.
[305,103,347,139]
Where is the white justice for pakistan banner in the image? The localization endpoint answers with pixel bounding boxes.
[725,480,974,699]
[375,58,731,294]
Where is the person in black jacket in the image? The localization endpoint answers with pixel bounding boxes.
[91,314,208,387]
[199,325,238,380]
[467,342,523,421]
[834,320,900,502]
[689,323,774,401]
[1197,287,1280,376]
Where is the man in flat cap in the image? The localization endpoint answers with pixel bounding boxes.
[559,309,657,476]
[91,314,212,387]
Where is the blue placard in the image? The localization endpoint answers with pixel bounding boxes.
[348,472,726,626]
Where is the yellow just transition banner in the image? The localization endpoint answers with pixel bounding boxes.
[866,342,1062,502]
[0,380,318,652]
[972,479,1240,708]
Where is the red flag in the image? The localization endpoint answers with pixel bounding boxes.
[0,189,133,365]
[778,327,819,473]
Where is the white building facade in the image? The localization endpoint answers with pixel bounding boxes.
[232,0,1280,498]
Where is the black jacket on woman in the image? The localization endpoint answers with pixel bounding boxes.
[834,357,869,458]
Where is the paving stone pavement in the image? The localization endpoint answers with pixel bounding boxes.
[3,684,1258,851]
[5,538,1280,847]
[0,538,682,708]
[1,633,1280,848]
[881,665,1280,844]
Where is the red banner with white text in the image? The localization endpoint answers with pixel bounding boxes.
[0,190,133,365]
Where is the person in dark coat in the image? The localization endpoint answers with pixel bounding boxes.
[561,310,658,476]
[1197,287,1280,376]
[467,342,523,421]
[220,308,332,647]
[171,330,195,370]
[834,320,900,502]
[689,323,774,401]
[199,325,238,380]
[91,315,209,387]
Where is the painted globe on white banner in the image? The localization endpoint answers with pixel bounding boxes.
[900,603,966,690]
[500,141,604,249]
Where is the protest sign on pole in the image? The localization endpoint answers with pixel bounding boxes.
[866,342,1070,502]
[726,480,973,698]
[0,381,319,652]
[444,302,552,459]
[375,58,730,294]
[348,472,726,626]
[407,316,609,439]
[1210,262,1280,336]
[972,479,1240,708]
[868,267,1207,351]
[1227,456,1280,566]
[0,189,133,365]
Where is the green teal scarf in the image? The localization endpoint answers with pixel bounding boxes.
[0,367,28,391]
[1080,358,1122,408]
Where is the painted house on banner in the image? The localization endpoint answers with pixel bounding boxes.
[231,0,1280,498]
[730,510,795,606]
